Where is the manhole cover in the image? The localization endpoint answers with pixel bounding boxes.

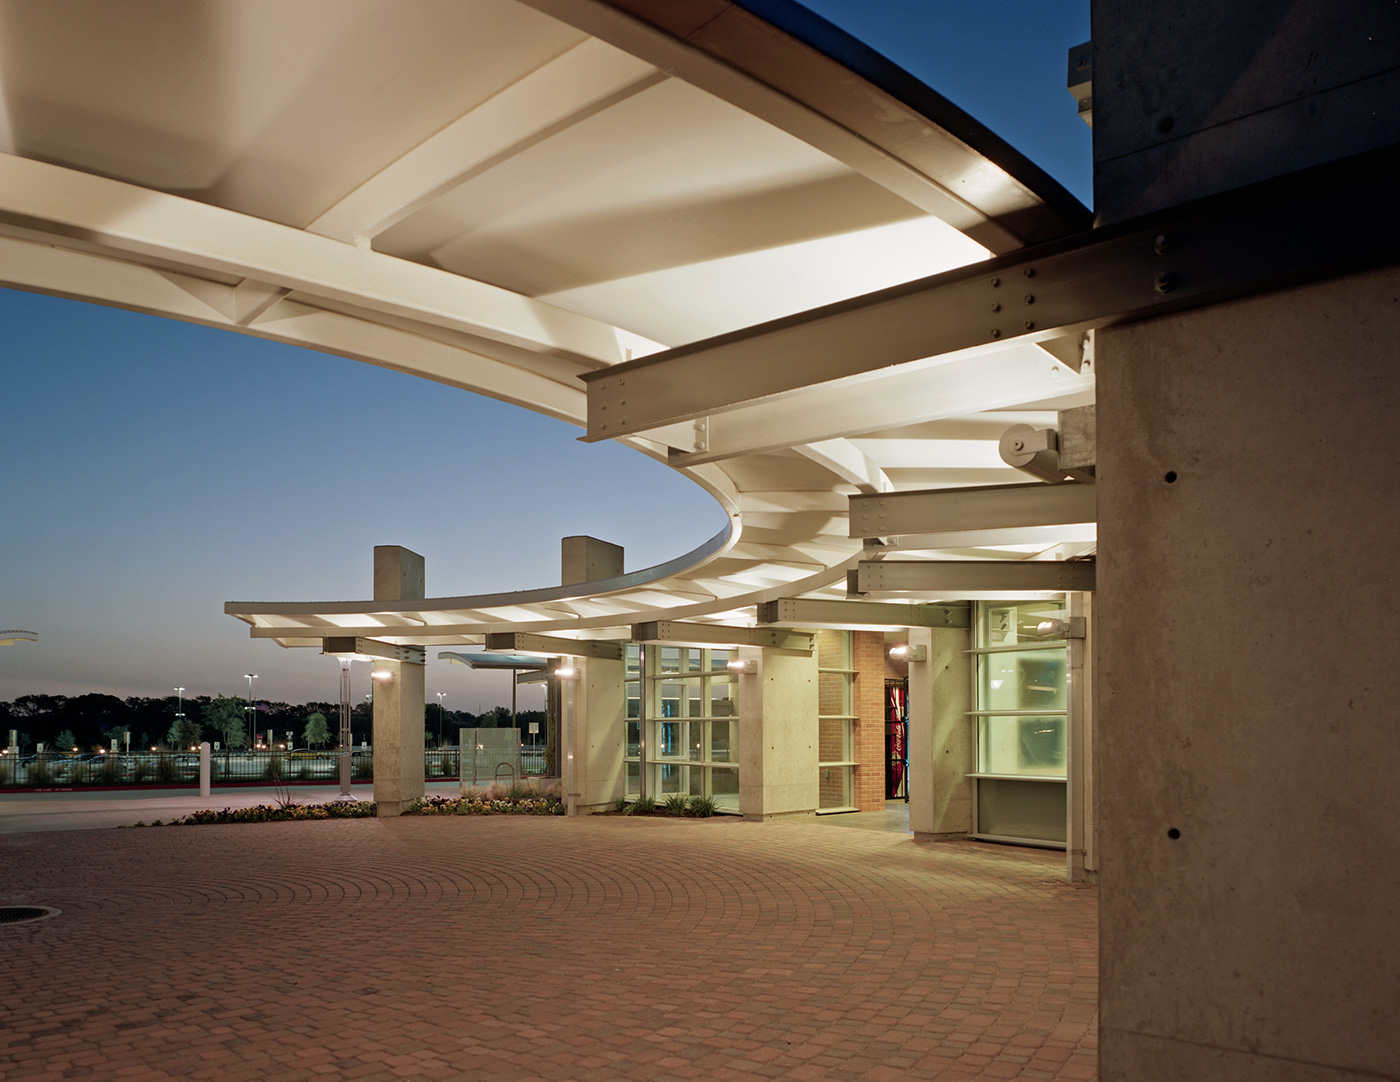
[0,906,59,925]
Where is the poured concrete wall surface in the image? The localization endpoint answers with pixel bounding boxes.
[739,648,818,819]
[577,656,625,812]
[908,626,972,840]
[1092,0,1400,222]
[1096,267,1400,1080]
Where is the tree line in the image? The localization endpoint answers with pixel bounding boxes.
[1,693,544,756]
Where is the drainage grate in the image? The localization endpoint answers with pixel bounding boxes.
[0,906,59,925]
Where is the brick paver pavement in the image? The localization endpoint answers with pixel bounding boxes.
[0,815,1097,1081]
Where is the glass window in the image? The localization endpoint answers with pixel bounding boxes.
[710,720,734,763]
[977,715,1065,776]
[971,602,1069,843]
[978,600,1067,648]
[633,645,741,811]
[979,651,1066,712]
[977,778,1067,843]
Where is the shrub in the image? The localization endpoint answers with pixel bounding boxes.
[260,752,284,782]
[662,793,689,816]
[68,761,91,785]
[625,794,656,816]
[168,800,377,826]
[352,755,373,780]
[154,753,178,783]
[685,795,717,818]
[406,792,564,817]
[131,759,150,783]
[97,758,122,784]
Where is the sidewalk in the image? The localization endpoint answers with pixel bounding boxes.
[1,807,1097,1081]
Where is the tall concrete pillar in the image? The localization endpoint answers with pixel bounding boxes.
[1093,2,1400,1076]
[372,545,425,817]
[737,646,818,819]
[907,626,972,841]
[566,655,625,814]
[558,536,625,814]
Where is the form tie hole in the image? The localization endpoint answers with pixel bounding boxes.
[1164,471,1178,483]
[1167,828,1181,840]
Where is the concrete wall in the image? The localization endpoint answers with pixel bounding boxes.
[575,655,625,813]
[1096,268,1400,1080]
[1092,0,1400,222]
[907,626,972,840]
[738,646,818,819]
[1093,1,1400,1075]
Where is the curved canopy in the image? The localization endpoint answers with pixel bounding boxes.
[0,0,1093,647]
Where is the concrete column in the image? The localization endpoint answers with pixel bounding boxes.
[558,536,625,813]
[908,626,973,841]
[575,655,625,813]
[737,646,818,819]
[372,545,425,817]
[561,535,623,584]
[1093,2,1400,1076]
[1098,269,1400,1082]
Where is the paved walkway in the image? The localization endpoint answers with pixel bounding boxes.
[0,805,1097,1081]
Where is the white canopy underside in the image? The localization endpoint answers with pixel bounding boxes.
[0,0,1094,646]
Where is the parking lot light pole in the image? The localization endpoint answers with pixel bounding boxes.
[243,673,257,749]
[436,692,446,748]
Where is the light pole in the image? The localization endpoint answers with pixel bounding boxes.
[243,673,257,750]
[173,687,185,747]
[436,692,446,748]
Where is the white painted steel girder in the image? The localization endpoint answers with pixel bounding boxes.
[631,620,813,653]
[756,597,970,629]
[849,482,1096,539]
[855,560,1095,594]
[484,632,624,660]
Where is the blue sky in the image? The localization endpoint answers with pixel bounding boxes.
[0,1,1090,710]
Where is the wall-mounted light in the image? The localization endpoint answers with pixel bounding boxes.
[889,644,926,663]
[1036,617,1086,639]
[727,659,757,674]
[555,665,578,679]
[371,669,394,682]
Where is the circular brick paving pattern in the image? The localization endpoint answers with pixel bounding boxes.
[0,816,1097,1081]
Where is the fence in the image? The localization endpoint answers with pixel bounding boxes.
[0,744,548,789]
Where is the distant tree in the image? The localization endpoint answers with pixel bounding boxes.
[304,712,330,748]
[54,729,77,754]
[167,715,202,749]
[203,696,248,749]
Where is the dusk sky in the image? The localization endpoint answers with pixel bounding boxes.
[0,1,1091,712]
